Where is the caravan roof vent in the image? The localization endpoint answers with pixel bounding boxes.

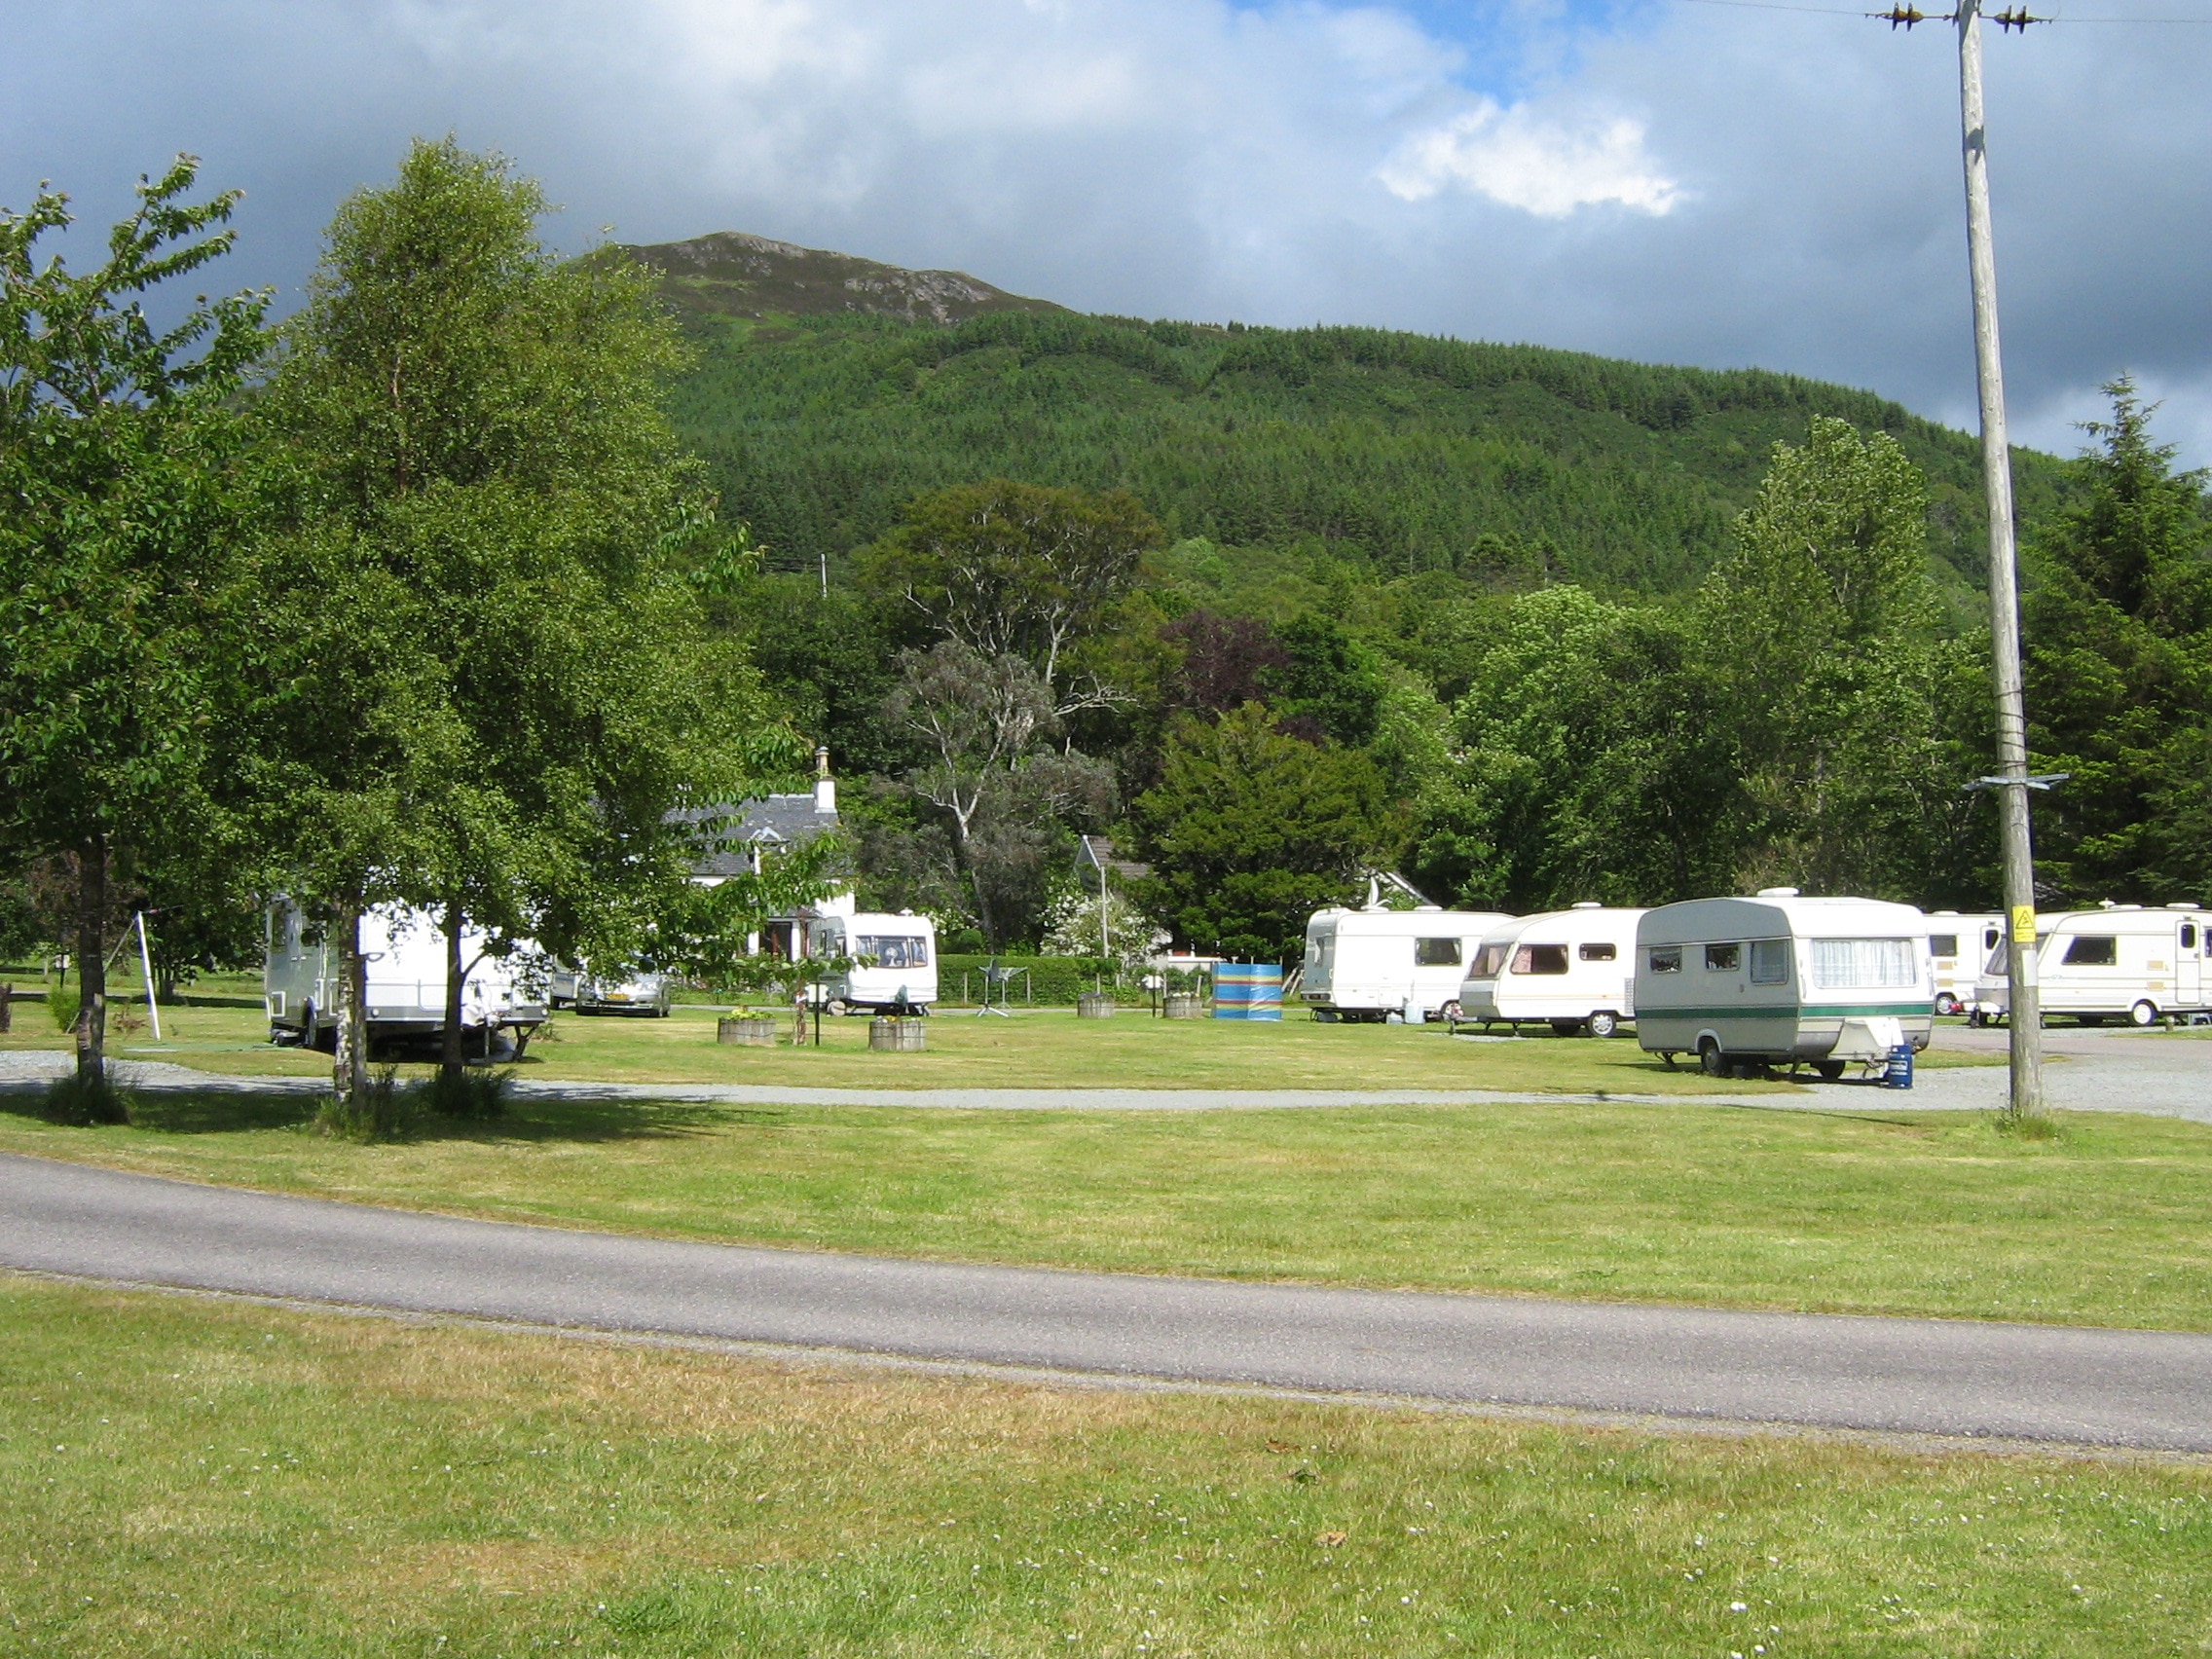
[1755,887,1801,898]
[2099,899,2118,908]
[1416,903,1444,911]
[2113,903,2143,911]
[1570,902,1603,910]
[2167,901,2201,910]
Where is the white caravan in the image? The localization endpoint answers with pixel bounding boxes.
[1456,903,1646,1037]
[1924,911,2003,1016]
[1300,906,1514,1023]
[807,910,940,1014]
[1975,903,2212,1027]
[1635,891,1934,1079]
[263,899,549,1059]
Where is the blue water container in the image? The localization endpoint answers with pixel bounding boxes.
[1883,1043,1915,1089]
[1213,963,1282,1021]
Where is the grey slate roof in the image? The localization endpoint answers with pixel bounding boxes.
[671,795,839,878]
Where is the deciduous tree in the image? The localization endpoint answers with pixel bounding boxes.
[256,139,794,1101]
[858,479,1160,704]
[0,158,266,1097]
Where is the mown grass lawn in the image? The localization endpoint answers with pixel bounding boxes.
[3,1276,2205,1658]
[5,1085,2208,1330]
[0,975,2000,1093]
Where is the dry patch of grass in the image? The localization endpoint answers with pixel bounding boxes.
[3,1276,2208,1657]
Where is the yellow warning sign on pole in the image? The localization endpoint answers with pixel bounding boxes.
[2010,904,2037,943]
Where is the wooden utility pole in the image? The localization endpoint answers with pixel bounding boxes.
[1954,0,2045,1116]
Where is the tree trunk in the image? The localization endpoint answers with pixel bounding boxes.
[331,900,367,1112]
[440,900,467,1081]
[946,817,999,951]
[75,837,108,1085]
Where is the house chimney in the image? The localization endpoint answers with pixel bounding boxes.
[814,746,835,815]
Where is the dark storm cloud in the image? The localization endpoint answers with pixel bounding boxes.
[3,0,2205,461]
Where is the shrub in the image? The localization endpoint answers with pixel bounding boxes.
[47,983,81,1034]
[422,1065,513,1122]
[43,1068,130,1126]
[314,1067,414,1142]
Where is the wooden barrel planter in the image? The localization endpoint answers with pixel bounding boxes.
[718,1015,780,1048]
[1162,992,1203,1020]
[1077,992,1116,1019]
[869,1016,927,1052]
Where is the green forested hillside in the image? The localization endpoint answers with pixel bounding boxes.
[649,262,2070,598]
[613,235,2207,956]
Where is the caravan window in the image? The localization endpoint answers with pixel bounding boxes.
[1471,943,1510,978]
[858,935,930,970]
[1512,943,1570,976]
[1648,946,1682,974]
[2183,923,2198,951]
[1749,940,1790,984]
[1414,938,1462,968]
[1928,934,1960,960]
[1810,939,1917,989]
[1578,942,1617,962]
[2061,935,2117,967]
[1704,943,1740,972]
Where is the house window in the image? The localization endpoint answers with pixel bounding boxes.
[1704,943,1740,972]
[1810,939,1917,988]
[1928,934,1960,960]
[1578,942,1617,962]
[1414,938,1462,968]
[1750,940,1790,984]
[2061,935,2118,968]
[1512,943,1570,976]
[1648,946,1682,975]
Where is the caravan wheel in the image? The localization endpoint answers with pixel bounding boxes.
[1934,993,1960,1016]
[1698,1039,1726,1078]
[1587,1010,1620,1039]
[2129,999,2160,1028]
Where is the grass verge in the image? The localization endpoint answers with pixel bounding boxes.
[2,1275,2206,1657]
[4,1091,2209,1329]
[2,994,2003,1092]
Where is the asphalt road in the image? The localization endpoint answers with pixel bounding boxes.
[6,1152,2210,1452]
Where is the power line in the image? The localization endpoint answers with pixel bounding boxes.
[1680,0,2212,19]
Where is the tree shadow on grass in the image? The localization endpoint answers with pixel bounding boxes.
[2,1087,780,1144]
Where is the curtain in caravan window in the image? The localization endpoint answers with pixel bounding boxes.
[1809,939,1917,989]
[1513,943,1570,976]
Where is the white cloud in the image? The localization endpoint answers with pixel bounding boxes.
[1379,100,1681,218]
[2,0,2208,464]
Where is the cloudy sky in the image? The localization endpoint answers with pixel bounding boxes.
[6,0,2208,463]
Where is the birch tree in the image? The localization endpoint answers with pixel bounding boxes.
[257,139,792,1105]
[0,158,266,1106]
